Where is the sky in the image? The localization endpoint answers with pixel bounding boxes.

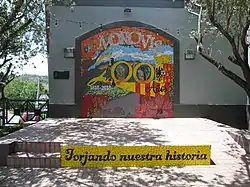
[21,53,48,76]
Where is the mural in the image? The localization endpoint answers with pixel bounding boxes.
[80,26,175,118]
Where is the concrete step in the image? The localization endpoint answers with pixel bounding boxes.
[1,141,63,168]
[14,141,62,153]
[7,152,60,168]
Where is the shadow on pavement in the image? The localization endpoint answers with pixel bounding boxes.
[0,164,250,187]
[0,118,250,186]
[0,119,169,146]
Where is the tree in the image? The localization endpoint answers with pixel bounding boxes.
[186,0,249,95]
[0,0,46,84]
[3,77,47,111]
[0,0,74,85]
[4,78,47,100]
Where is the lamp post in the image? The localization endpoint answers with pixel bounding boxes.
[187,3,203,53]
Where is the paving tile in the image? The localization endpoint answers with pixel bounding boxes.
[39,158,46,168]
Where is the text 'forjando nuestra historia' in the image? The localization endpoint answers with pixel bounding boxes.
[63,148,209,167]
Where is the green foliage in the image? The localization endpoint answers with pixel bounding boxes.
[187,0,249,40]
[0,0,46,85]
[0,124,22,132]
[86,86,131,100]
[0,124,28,137]
[0,0,74,84]
[19,74,48,86]
[0,0,45,63]
[4,77,47,100]
[19,74,49,95]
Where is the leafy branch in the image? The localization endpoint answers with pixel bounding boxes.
[188,0,250,95]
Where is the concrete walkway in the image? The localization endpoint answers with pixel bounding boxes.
[0,118,250,187]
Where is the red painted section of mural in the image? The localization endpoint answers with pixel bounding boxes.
[81,27,173,60]
[81,95,109,117]
[135,95,173,118]
[136,83,140,94]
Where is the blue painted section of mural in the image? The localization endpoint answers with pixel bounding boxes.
[88,45,174,71]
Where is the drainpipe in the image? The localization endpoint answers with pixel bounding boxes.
[45,0,50,54]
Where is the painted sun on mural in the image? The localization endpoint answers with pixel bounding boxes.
[80,26,174,118]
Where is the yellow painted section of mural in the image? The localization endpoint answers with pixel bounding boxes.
[154,55,172,64]
[116,82,136,93]
[149,81,156,97]
[160,82,166,96]
[140,84,146,95]
[87,60,172,97]
[61,145,211,168]
[87,70,111,86]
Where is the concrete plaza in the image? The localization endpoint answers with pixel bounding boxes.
[0,118,249,187]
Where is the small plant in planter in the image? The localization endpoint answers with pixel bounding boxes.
[0,124,28,137]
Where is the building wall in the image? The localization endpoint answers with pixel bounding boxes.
[48,3,247,128]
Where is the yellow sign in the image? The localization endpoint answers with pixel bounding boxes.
[61,145,211,168]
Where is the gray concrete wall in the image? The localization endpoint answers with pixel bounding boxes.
[49,6,246,105]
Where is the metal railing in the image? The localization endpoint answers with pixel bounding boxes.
[0,98,49,126]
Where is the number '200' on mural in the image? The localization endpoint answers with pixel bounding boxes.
[80,26,175,118]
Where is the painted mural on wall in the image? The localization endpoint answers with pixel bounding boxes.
[80,26,174,118]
